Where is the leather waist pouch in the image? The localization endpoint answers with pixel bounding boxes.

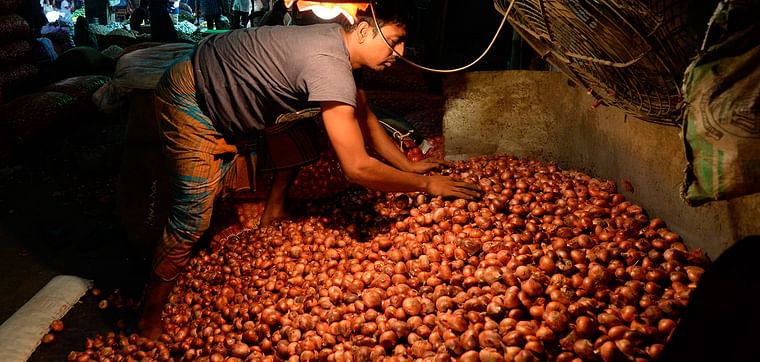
[258,108,327,172]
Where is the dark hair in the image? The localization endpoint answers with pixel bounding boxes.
[341,0,417,34]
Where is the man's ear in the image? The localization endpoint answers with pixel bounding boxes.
[356,21,371,43]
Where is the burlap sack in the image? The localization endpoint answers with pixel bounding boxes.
[680,5,760,205]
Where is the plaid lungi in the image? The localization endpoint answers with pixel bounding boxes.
[151,56,326,281]
[152,55,241,281]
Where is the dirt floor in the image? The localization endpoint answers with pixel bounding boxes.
[0,111,153,360]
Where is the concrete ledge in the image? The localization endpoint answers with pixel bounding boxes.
[443,70,760,258]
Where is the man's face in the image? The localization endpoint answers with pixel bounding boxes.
[360,22,406,71]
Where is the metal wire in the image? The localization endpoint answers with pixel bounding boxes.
[369,0,517,73]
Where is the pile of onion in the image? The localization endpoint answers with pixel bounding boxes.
[248,148,353,201]
[68,154,709,362]
[401,135,445,163]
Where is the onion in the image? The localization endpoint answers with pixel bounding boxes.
[599,340,626,362]
[65,155,707,362]
[50,320,65,333]
[41,333,55,344]
[362,288,384,309]
[229,343,251,358]
[573,338,594,360]
[378,330,397,349]
[478,330,502,349]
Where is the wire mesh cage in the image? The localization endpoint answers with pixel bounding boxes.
[495,0,718,125]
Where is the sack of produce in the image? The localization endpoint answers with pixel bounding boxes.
[0,0,23,14]
[42,74,111,113]
[111,42,194,90]
[52,46,116,79]
[0,62,38,90]
[115,143,170,256]
[0,13,30,42]
[120,90,161,144]
[0,63,38,101]
[100,28,138,49]
[0,91,76,148]
[680,2,760,205]
[0,39,32,64]
[101,45,124,59]
[0,131,12,166]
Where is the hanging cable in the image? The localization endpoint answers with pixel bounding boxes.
[369,0,517,73]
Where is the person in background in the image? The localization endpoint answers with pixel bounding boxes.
[148,0,180,42]
[199,0,223,30]
[230,0,251,29]
[42,0,55,14]
[21,1,47,37]
[136,0,480,339]
[257,0,289,26]
[248,0,267,26]
[129,0,150,32]
[73,16,98,48]
[60,0,72,19]
[41,15,75,55]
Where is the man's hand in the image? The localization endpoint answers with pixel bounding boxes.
[426,175,481,199]
[406,158,451,174]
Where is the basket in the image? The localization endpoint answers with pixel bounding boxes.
[495,0,718,125]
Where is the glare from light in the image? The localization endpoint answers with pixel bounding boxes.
[300,4,356,24]
[284,1,369,25]
[45,11,61,23]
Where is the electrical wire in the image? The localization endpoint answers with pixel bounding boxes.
[369,0,517,73]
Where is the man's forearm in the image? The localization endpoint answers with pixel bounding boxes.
[368,120,415,171]
[343,155,429,193]
[360,95,416,171]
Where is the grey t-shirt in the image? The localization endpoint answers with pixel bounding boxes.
[193,23,357,138]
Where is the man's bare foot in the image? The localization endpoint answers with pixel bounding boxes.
[260,209,291,226]
[261,168,297,226]
[137,318,163,341]
[137,276,174,340]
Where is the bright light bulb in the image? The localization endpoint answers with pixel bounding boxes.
[301,4,356,24]
[45,11,60,23]
[286,1,370,25]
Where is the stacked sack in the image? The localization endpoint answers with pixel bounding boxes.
[0,0,39,102]
[0,0,40,165]
[0,6,115,167]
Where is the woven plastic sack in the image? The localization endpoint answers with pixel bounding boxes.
[680,2,760,205]
[99,28,138,49]
[111,42,194,90]
[0,14,29,42]
[92,43,193,113]
[0,40,32,64]
[0,0,23,14]
[0,91,77,147]
[101,45,125,59]
[53,47,116,79]
[0,63,38,89]
[116,144,170,256]
[42,75,111,112]
[0,128,12,166]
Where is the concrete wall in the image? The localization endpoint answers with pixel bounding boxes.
[443,70,760,260]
